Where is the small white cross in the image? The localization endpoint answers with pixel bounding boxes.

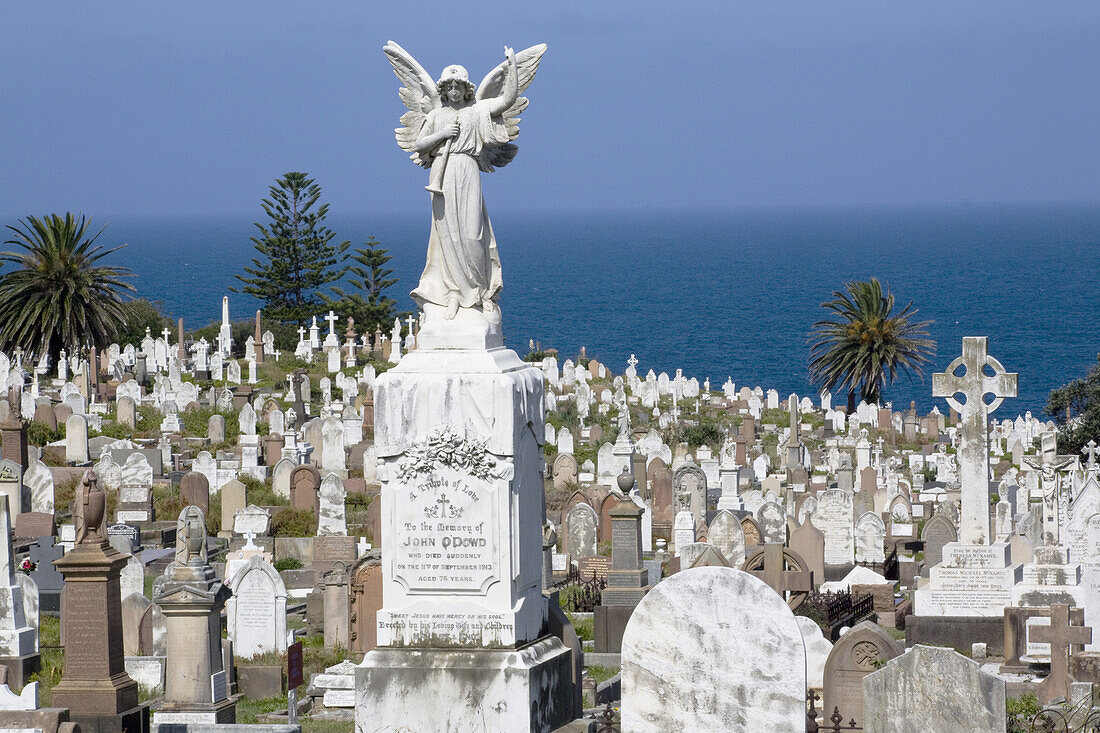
[324,311,339,335]
[627,354,638,370]
[297,326,306,342]
[1084,440,1098,470]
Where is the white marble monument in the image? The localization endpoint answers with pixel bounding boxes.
[915,338,1023,617]
[355,40,572,733]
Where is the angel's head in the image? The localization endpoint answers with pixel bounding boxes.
[437,65,475,105]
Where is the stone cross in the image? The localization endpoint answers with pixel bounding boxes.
[1032,603,1092,704]
[161,327,171,347]
[932,337,1017,545]
[747,544,813,608]
[325,310,339,335]
[627,354,638,370]
[297,326,306,344]
[405,315,417,349]
[1083,440,1098,471]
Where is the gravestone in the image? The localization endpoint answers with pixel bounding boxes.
[621,566,806,730]
[272,458,294,499]
[208,414,225,444]
[290,464,320,513]
[855,512,886,564]
[862,644,1006,733]
[790,518,826,584]
[0,495,36,685]
[757,500,787,544]
[565,502,598,561]
[707,509,746,567]
[813,489,855,566]
[321,416,346,473]
[23,460,54,515]
[179,471,210,516]
[117,452,153,523]
[823,621,903,727]
[65,413,89,464]
[741,516,762,547]
[317,472,347,536]
[226,555,288,659]
[350,552,384,656]
[219,479,246,540]
[28,538,63,613]
[920,514,957,576]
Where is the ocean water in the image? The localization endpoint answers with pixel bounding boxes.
[48,204,1100,416]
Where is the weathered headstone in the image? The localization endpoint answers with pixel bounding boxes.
[823,621,903,727]
[621,567,806,730]
[565,502,598,562]
[813,489,855,566]
[707,509,746,567]
[317,472,347,536]
[862,644,1006,733]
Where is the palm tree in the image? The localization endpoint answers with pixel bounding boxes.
[808,278,935,411]
[0,213,135,360]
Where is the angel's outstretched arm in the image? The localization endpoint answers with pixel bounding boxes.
[487,47,519,117]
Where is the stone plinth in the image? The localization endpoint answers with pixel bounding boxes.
[913,541,1022,617]
[355,336,573,732]
[153,557,234,724]
[355,638,573,732]
[51,538,144,724]
[1010,544,1086,609]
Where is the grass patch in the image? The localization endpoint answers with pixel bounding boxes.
[587,664,619,684]
[566,612,593,641]
[28,615,63,705]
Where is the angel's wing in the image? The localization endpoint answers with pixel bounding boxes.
[383,41,440,168]
[474,44,547,170]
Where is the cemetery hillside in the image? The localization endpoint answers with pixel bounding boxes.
[2,6,1100,733]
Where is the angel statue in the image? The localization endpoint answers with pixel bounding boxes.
[383,41,548,321]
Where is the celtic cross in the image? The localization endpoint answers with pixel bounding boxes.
[932,337,1017,545]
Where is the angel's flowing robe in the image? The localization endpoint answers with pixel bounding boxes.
[411,101,509,311]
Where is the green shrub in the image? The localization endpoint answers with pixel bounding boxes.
[92,420,131,440]
[27,421,64,446]
[271,507,316,537]
[274,557,303,571]
[240,475,288,507]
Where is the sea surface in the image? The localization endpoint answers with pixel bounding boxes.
[23,204,1100,417]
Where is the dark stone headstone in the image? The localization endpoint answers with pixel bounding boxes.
[29,537,64,613]
[313,535,356,570]
[179,471,210,516]
[14,511,55,539]
[107,523,141,555]
[920,514,957,576]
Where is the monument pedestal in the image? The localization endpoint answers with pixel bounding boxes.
[0,651,41,690]
[152,556,234,726]
[913,541,1022,617]
[52,539,146,731]
[354,325,574,732]
[356,637,573,732]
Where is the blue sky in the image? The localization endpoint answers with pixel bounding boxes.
[2,2,1099,216]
